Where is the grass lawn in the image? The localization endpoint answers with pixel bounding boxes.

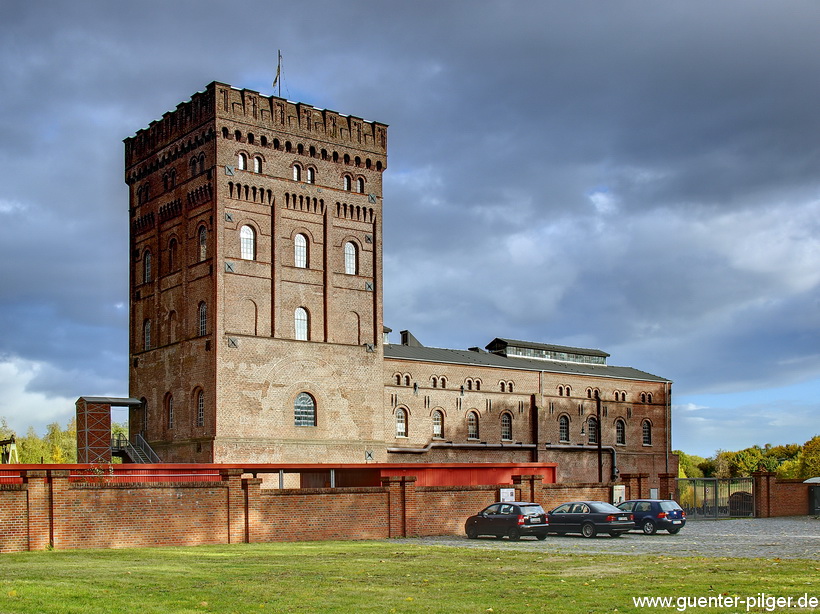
[0,541,815,613]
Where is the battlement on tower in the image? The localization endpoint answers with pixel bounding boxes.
[125,81,388,172]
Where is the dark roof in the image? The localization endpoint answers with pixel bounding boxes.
[384,343,670,383]
[486,337,610,358]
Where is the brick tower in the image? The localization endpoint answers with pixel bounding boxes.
[125,82,388,463]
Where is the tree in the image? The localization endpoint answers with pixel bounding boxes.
[799,436,820,478]
[674,450,706,478]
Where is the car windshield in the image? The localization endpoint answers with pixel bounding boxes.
[518,505,545,516]
[660,501,682,511]
[589,502,622,513]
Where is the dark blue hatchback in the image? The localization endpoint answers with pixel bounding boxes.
[617,499,686,534]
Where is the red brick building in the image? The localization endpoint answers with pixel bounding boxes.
[125,82,675,488]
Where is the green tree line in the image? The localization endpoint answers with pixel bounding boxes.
[675,436,820,480]
[0,417,128,464]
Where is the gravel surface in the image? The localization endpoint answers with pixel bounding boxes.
[403,517,820,559]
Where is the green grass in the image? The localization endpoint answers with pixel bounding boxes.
[0,541,816,614]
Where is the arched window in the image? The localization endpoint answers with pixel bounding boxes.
[647,393,653,404]
[294,233,308,268]
[508,382,514,393]
[467,412,479,439]
[293,164,302,181]
[198,226,208,261]
[356,177,364,193]
[237,153,247,171]
[166,394,174,429]
[196,390,205,427]
[500,382,506,393]
[295,307,309,340]
[404,375,410,387]
[432,410,444,438]
[395,408,407,438]
[343,175,352,191]
[431,377,438,389]
[587,416,598,444]
[168,238,178,272]
[143,251,152,284]
[475,380,481,391]
[306,167,315,184]
[501,413,512,441]
[253,156,262,173]
[440,377,447,389]
[198,302,207,337]
[558,415,570,442]
[344,242,358,275]
[642,420,652,445]
[616,419,626,445]
[240,225,256,260]
[143,319,151,350]
[394,374,401,386]
[558,386,564,397]
[190,157,198,176]
[294,392,316,426]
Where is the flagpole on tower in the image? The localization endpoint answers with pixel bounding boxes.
[272,50,282,97]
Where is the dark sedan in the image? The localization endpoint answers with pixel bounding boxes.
[617,499,686,534]
[465,502,549,540]
[547,501,634,538]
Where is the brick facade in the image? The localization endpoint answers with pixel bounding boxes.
[124,81,676,491]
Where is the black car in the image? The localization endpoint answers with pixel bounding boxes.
[465,502,549,540]
[546,501,634,538]
[617,499,686,534]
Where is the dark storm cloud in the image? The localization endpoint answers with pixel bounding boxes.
[0,1,818,449]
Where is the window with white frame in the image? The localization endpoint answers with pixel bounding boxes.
[344,241,358,275]
[143,251,152,284]
[196,390,205,427]
[467,412,479,439]
[143,319,151,350]
[253,156,262,173]
[501,412,512,441]
[294,234,308,268]
[295,307,309,341]
[432,410,444,438]
[198,302,207,336]
[306,167,315,184]
[237,153,247,171]
[240,225,256,260]
[558,415,570,442]
[293,164,302,181]
[616,419,626,445]
[587,416,598,444]
[395,408,407,437]
[294,392,316,426]
[642,420,652,445]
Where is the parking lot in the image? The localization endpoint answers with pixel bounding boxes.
[407,516,820,559]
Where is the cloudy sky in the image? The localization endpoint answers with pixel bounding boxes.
[1,1,819,457]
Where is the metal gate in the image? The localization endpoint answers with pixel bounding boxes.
[674,478,755,519]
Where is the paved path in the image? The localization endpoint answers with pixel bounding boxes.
[405,517,820,559]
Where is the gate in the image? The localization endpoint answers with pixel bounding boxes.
[674,478,755,519]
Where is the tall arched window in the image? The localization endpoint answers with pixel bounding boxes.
[356,177,364,193]
[306,167,315,184]
[293,164,302,181]
[198,302,207,337]
[240,225,256,260]
[467,412,479,440]
[237,153,247,171]
[432,410,444,438]
[395,408,407,437]
[587,416,598,444]
[143,319,151,350]
[294,392,316,426]
[642,420,653,445]
[166,394,174,429]
[198,226,208,262]
[294,234,308,268]
[344,242,358,275]
[143,251,152,284]
[343,175,351,191]
[195,389,205,427]
[295,307,309,340]
[253,156,262,173]
[559,415,570,442]
[616,419,626,445]
[501,413,512,441]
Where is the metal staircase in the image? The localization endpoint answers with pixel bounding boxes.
[111,434,161,464]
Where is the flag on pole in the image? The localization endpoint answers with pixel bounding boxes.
[272,50,282,94]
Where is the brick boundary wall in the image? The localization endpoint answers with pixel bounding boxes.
[0,469,811,552]
[752,471,813,518]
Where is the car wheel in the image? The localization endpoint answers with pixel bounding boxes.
[609,531,624,537]
[508,528,521,541]
[581,523,597,538]
[466,525,478,539]
[668,528,680,535]
[642,519,657,535]
[536,534,547,541]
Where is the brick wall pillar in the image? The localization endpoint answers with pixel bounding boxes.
[752,471,773,518]
[242,477,263,543]
[659,473,677,500]
[49,470,70,550]
[221,469,246,543]
[512,475,544,505]
[23,470,50,551]
[381,476,417,538]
